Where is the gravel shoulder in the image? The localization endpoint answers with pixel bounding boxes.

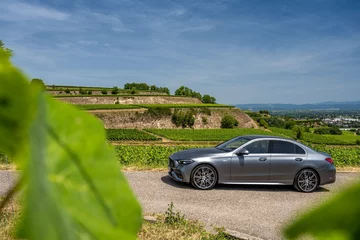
[1,171,359,239]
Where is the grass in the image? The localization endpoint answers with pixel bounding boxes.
[145,128,285,141]
[53,94,187,98]
[106,129,160,141]
[77,104,142,110]
[270,127,360,145]
[76,104,233,110]
[0,200,234,240]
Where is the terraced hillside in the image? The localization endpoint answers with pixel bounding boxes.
[93,107,257,129]
[57,95,202,105]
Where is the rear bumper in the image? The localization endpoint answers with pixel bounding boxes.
[319,165,336,185]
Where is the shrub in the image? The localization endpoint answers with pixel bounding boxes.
[130,89,137,94]
[79,88,87,95]
[356,129,360,136]
[65,88,70,94]
[285,121,296,129]
[87,90,92,95]
[171,109,195,128]
[221,115,239,129]
[111,86,119,94]
[202,116,208,125]
[147,107,172,118]
[200,107,212,116]
[293,126,303,140]
[30,78,45,90]
[101,89,108,95]
[356,140,360,145]
[258,119,269,128]
[314,127,342,135]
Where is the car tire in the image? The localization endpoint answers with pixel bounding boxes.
[191,164,217,190]
[294,169,319,193]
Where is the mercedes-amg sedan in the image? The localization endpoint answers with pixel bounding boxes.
[168,135,336,192]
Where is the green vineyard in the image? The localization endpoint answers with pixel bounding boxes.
[76,103,233,110]
[106,129,160,141]
[114,145,360,169]
[145,128,285,141]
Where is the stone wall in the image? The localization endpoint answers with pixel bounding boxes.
[91,108,258,129]
[58,96,202,105]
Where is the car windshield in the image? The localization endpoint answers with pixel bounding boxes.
[215,137,250,152]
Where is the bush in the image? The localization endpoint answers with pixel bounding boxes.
[79,88,87,95]
[221,115,239,129]
[356,140,360,145]
[258,119,269,128]
[199,107,212,116]
[285,121,296,129]
[171,109,195,128]
[293,126,303,140]
[314,127,342,135]
[201,116,208,125]
[101,89,108,95]
[356,129,360,136]
[164,202,185,225]
[87,90,92,95]
[65,88,70,94]
[130,89,137,94]
[147,107,172,118]
[111,86,119,94]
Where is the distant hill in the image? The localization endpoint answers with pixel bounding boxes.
[235,101,360,111]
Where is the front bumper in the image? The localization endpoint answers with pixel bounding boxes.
[168,157,192,183]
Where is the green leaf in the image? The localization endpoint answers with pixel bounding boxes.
[284,182,360,239]
[0,49,33,157]
[0,50,142,239]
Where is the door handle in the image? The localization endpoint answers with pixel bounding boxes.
[259,157,267,161]
[295,158,303,161]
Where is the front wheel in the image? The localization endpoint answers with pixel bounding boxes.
[294,169,319,193]
[191,165,217,190]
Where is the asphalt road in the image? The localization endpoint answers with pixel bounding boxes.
[1,171,359,239]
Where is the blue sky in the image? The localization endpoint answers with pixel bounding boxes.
[1,0,359,104]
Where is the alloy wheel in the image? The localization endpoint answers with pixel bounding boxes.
[296,169,318,192]
[191,165,217,190]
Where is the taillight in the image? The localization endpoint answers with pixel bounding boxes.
[325,158,334,164]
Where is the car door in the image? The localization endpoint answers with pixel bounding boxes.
[269,140,307,184]
[230,140,271,182]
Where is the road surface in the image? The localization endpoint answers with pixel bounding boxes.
[1,171,359,239]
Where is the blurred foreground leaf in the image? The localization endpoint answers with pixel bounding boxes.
[0,48,142,239]
[284,182,360,240]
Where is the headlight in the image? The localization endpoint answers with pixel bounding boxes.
[177,160,195,165]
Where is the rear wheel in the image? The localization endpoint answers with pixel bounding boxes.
[191,165,217,190]
[294,169,319,193]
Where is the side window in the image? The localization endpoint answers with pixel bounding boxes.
[270,141,295,154]
[295,145,306,154]
[245,140,269,154]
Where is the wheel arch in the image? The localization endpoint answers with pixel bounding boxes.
[191,163,220,184]
[294,167,321,185]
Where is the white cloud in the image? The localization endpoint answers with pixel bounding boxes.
[78,40,98,46]
[169,8,186,16]
[2,2,68,21]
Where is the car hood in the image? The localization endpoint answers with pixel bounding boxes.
[170,148,225,160]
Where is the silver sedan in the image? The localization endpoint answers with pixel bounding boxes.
[168,135,336,192]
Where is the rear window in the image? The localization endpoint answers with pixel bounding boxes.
[295,145,306,154]
[270,140,295,154]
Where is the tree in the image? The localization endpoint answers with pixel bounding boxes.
[0,40,13,58]
[202,94,216,104]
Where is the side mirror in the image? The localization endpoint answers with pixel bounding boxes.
[236,148,249,156]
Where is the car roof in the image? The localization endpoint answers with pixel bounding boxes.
[241,135,290,140]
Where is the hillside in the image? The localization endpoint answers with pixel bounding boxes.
[52,85,258,129]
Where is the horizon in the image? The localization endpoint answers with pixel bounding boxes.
[1,0,359,105]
